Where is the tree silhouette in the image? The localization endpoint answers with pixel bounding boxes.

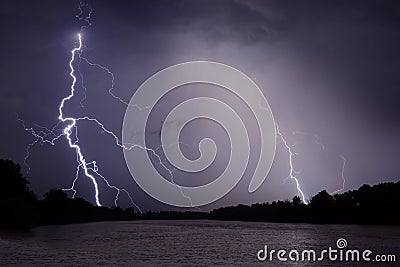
[0,159,39,230]
[39,189,137,225]
[308,190,335,223]
[0,159,140,229]
[210,182,400,225]
[1,158,399,227]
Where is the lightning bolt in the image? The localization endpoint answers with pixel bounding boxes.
[258,99,308,203]
[291,131,348,195]
[17,3,144,211]
[277,128,349,202]
[329,155,347,195]
[18,2,195,210]
[56,33,105,206]
[21,2,351,210]
[276,125,308,204]
[75,56,194,208]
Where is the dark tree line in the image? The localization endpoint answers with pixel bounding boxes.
[0,159,135,230]
[210,182,400,225]
[1,158,399,230]
[0,159,39,230]
[39,189,136,225]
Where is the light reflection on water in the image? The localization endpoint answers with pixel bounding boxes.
[0,220,399,266]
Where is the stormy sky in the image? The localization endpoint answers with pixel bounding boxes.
[1,0,400,211]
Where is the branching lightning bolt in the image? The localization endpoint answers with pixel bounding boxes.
[258,100,308,203]
[75,56,194,207]
[276,125,308,204]
[18,2,195,210]
[17,3,147,212]
[56,33,104,206]
[292,131,348,195]
[276,127,349,202]
[20,2,351,210]
[20,33,123,208]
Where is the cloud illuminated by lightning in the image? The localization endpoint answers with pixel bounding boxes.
[292,130,325,151]
[19,1,354,210]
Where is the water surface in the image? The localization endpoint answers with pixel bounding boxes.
[1,220,399,266]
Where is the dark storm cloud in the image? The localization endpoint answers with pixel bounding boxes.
[238,0,400,127]
[100,0,400,128]
[90,0,286,44]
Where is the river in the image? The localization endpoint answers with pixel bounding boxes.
[0,220,399,266]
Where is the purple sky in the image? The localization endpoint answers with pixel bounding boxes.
[1,0,400,211]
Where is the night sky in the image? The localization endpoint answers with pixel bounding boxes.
[1,0,400,211]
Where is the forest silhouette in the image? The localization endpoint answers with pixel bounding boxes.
[209,182,400,224]
[0,159,135,230]
[1,159,399,230]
